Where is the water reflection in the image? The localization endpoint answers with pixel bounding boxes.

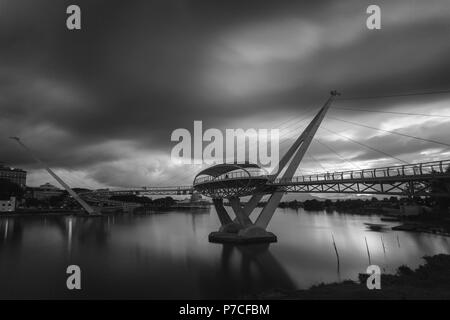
[0,209,449,299]
[197,244,295,298]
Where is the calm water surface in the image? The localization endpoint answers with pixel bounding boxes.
[1,208,449,299]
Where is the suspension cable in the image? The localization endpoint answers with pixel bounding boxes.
[328,116,450,148]
[320,126,408,164]
[337,89,450,101]
[331,106,450,118]
[314,138,362,170]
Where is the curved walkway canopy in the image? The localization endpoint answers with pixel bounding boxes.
[194,163,262,179]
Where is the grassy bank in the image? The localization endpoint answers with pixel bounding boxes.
[253,254,450,300]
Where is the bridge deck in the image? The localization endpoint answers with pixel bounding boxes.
[88,159,450,197]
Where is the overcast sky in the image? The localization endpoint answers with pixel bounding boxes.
[1,0,450,188]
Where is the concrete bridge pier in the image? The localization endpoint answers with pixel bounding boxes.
[212,198,243,234]
[210,196,276,243]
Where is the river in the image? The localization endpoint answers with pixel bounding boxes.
[0,208,449,299]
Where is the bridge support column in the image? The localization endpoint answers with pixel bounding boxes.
[229,197,253,226]
[243,193,264,215]
[255,191,284,229]
[213,198,243,234]
[209,196,277,244]
[213,198,233,226]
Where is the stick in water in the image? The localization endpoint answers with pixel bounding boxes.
[365,236,371,265]
[332,233,340,272]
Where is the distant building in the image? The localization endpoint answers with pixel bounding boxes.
[0,163,27,187]
[0,196,16,212]
[26,183,64,200]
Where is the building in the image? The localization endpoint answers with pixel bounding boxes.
[0,196,16,212]
[0,163,27,187]
[27,183,64,200]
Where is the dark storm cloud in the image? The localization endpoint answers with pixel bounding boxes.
[1,0,450,186]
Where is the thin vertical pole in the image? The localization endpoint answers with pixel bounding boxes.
[397,234,401,248]
[381,235,386,256]
[381,235,387,271]
[365,236,371,265]
[332,234,340,272]
[4,219,8,240]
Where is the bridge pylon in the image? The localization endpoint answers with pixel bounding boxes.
[10,137,99,215]
[193,91,340,244]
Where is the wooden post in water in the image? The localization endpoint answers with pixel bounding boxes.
[364,236,371,265]
[331,233,340,273]
[381,235,386,255]
[381,235,387,272]
[397,234,401,248]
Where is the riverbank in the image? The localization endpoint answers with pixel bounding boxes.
[393,222,450,237]
[252,254,450,299]
[277,198,450,236]
[0,208,85,217]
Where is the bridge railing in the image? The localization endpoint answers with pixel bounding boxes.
[132,186,193,192]
[91,186,193,194]
[273,159,450,184]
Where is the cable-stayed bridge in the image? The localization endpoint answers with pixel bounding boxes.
[95,159,450,198]
[10,90,450,243]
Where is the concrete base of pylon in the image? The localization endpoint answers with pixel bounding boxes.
[209,225,277,244]
[219,222,244,233]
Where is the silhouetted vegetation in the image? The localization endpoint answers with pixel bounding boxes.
[110,195,176,210]
[110,195,176,212]
[253,254,450,299]
[277,193,449,216]
[110,194,153,204]
[151,196,176,208]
